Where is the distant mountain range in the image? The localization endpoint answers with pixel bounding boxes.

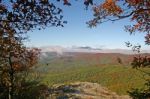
[38,46,150,65]
[40,46,150,55]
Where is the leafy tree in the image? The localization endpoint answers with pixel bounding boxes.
[0,0,149,98]
[64,0,149,41]
[86,0,149,40]
[83,0,150,98]
[117,57,122,64]
[0,0,66,99]
[0,36,40,99]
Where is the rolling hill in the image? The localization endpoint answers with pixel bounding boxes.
[31,51,150,96]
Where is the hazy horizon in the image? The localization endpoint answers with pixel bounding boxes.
[37,45,150,55]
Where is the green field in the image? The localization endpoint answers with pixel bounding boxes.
[33,57,150,95]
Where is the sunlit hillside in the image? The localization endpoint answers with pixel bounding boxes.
[32,52,150,95]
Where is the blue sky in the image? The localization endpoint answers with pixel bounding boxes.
[26,1,148,49]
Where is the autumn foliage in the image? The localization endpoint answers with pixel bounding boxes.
[0,31,41,99]
[87,0,149,41]
[0,0,66,98]
[86,0,150,67]
[0,0,149,98]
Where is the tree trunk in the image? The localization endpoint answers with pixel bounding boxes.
[8,55,14,99]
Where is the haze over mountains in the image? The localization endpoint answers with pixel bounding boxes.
[40,45,150,55]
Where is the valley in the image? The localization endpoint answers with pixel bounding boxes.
[32,52,150,96]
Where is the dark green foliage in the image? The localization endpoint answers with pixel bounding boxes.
[126,43,150,98]
[128,80,150,99]
[0,77,50,99]
[117,57,123,64]
[13,81,49,99]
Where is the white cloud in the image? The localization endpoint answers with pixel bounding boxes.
[40,45,150,54]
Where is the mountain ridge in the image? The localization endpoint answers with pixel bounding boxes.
[39,46,150,55]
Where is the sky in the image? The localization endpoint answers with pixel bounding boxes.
[25,1,148,49]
